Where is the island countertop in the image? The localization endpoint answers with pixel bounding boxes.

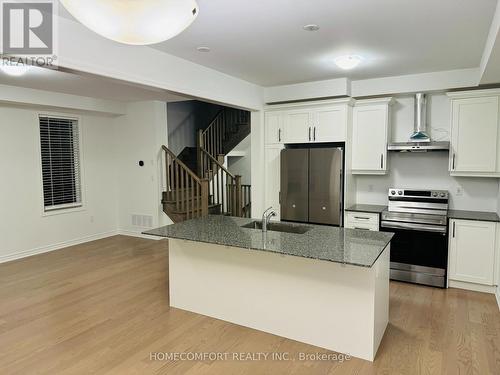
[144,215,393,268]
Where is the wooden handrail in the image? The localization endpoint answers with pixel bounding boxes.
[199,147,235,179]
[161,145,209,220]
[162,145,202,183]
[201,108,225,138]
[197,108,250,164]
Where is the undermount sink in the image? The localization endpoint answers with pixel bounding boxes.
[241,221,311,234]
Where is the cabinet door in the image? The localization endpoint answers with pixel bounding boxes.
[351,105,388,173]
[283,110,311,143]
[451,97,499,173]
[264,145,284,219]
[312,106,346,142]
[265,112,283,145]
[448,219,496,285]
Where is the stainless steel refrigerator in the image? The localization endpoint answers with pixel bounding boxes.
[280,147,344,226]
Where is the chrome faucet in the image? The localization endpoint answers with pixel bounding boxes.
[262,207,277,232]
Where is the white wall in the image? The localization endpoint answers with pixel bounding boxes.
[264,78,350,103]
[0,104,118,262]
[0,83,174,262]
[354,93,500,211]
[115,101,171,236]
[250,111,265,218]
[0,84,126,116]
[167,101,198,155]
[227,135,252,185]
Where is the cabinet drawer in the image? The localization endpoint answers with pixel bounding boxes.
[345,222,379,232]
[346,212,379,228]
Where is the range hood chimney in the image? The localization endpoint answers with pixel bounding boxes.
[388,93,449,152]
[410,93,430,142]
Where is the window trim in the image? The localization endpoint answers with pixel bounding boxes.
[36,112,86,217]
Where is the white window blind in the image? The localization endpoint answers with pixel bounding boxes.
[39,116,82,211]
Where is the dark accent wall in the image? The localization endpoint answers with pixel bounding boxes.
[167,100,223,155]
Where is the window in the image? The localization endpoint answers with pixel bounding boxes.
[39,115,82,212]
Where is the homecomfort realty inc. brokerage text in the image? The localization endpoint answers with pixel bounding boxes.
[150,351,352,362]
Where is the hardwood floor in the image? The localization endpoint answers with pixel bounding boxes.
[0,236,499,375]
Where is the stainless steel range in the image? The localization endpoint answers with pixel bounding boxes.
[380,188,449,288]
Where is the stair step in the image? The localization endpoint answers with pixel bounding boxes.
[162,191,214,202]
[166,203,221,215]
[162,195,204,204]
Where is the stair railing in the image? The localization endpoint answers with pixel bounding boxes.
[225,183,251,218]
[162,145,209,219]
[197,108,250,170]
[199,147,249,217]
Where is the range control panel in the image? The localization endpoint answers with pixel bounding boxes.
[388,189,449,199]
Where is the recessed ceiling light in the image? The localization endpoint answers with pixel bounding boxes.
[197,46,210,52]
[303,24,320,31]
[334,55,362,70]
[0,64,31,76]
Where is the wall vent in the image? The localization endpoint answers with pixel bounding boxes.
[132,214,153,228]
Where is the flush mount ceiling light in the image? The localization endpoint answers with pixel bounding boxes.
[303,24,320,31]
[59,0,199,45]
[197,46,210,52]
[334,55,362,70]
[0,63,31,76]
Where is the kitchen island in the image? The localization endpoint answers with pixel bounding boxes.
[145,215,393,361]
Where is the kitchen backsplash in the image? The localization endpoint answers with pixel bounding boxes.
[355,149,500,212]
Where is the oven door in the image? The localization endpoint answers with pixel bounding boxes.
[380,221,448,288]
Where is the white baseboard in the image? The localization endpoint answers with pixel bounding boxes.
[448,280,496,294]
[117,229,163,241]
[0,230,119,264]
[496,287,500,311]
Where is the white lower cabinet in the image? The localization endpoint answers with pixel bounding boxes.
[345,212,380,231]
[448,219,497,287]
[264,145,284,219]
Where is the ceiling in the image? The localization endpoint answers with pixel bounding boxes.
[0,66,190,102]
[147,0,498,86]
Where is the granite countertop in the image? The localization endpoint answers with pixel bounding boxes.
[448,210,500,223]
[346,204,387,214]
[144,215,393,268]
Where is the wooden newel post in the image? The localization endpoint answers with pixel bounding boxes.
[164,149,170,193]
[201,178,209,217]
[235,175,242,217]
[197,129,204,177]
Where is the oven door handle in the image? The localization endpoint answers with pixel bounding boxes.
[381,221,447,234]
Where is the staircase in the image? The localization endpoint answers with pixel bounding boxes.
[161,107,251,223]
[175,146,198,174]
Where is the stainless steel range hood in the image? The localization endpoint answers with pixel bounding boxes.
[388,93,450,152]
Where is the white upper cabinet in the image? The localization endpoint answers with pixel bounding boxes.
[312,106,347,142]
[447,90,500,177]
[351,98,393,175]
[264,112,284,145]
[448,219,497,286]
[283,109,311,143]
[265,99,353,145]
